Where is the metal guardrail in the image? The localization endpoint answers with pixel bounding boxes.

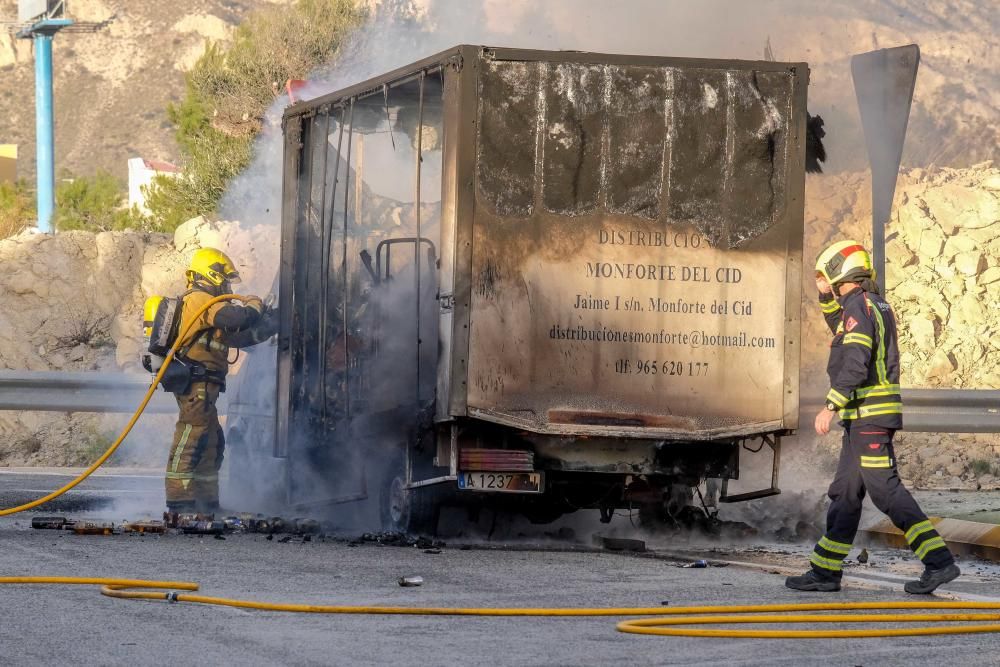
[802,388,1000,433]
[0,371,996,431]
[0,370,176,414]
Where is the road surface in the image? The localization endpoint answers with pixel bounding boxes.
[1,469,1000,666]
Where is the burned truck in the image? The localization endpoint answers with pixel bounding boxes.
[273,46,807,532]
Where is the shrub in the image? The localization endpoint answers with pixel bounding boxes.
[969,459,998,477]
[0,180,35,239]
[146,0,366,231]
[54,171,146,232]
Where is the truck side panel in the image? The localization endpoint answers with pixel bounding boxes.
[464,55,806,439]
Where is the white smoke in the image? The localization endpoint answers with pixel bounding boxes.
[217,0,993,518]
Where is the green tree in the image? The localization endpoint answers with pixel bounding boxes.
[54,171,144,232]
[146,0,366,231]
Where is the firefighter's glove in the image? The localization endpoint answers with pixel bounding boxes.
[256,308,280,341]
[244,296,265,322]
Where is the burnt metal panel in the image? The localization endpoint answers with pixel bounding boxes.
[606,66,669,219]
[476,59,539,218]
[666,68,728,244]
[541,63,604,215]
[464,52,806,440]
[275,114,303,458]
[782,65,808,431]
[443,46,480,419]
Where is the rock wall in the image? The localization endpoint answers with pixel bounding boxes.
[798,163,1000,490]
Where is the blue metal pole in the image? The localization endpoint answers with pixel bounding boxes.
[34,32,54,234]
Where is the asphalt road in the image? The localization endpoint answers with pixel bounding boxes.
[2,470,1000,666]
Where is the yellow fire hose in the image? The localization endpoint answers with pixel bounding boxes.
[3,296,1000,639]
[0,294,249,517]
[1,577,1000,638]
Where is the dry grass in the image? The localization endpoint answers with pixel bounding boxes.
[0,180,34,239]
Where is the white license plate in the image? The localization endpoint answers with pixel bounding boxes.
[457,471,543,494]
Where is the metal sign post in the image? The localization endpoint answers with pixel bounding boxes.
[851,45,920,291]
[16,0,72,234]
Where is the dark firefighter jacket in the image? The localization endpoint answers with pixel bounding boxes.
[177,288,275,376]
[819,286,902,429]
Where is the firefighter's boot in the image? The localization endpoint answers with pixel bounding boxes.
[904,563,960,594]
[785,569,841,592]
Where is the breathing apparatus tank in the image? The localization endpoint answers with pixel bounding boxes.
[141,295,183,373]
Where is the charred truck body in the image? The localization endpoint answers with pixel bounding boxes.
[276,46,807,532]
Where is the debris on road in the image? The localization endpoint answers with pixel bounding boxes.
[72,521,114,536]
[593,534,646,552]
[31,516,71,530]
[858,548,870,564]
[398,576,424,587]
[680,560,708,569]
[350,532,445,550]
[122,520,166,534]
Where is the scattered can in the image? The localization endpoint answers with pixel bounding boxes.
[398,576,424,587]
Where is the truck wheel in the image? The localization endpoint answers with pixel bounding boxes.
[380,471,440,535]
[636,502,671,531]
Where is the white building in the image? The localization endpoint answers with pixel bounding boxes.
[128,157,180,215]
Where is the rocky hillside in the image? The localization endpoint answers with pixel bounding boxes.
[0,0,996,181]
[0,0,295,179]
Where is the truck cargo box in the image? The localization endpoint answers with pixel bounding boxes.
[276,46,807,518]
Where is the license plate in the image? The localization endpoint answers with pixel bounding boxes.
[457,471,543,494]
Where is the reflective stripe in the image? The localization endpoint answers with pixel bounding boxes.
[827,388,850,408]
[818,536,852,555]
[859,402,902,417]
[821,300,841,314]
[810,553,843,572]
[170,424,192,474]
[838,402,903,420]
[843,332,873,348]
[867,296,889,385]
[854,383,901,399]
[860,455,892,468]
[165,472,218,481]
[914,536,947,560]
[905,520,936,543]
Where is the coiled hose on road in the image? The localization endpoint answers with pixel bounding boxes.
[3,297,1000,639]
[2,578,1000,638]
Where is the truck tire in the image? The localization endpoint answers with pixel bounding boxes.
[380,469,440,535]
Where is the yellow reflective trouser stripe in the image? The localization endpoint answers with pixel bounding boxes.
[854,383,901,399]
[843,332,873,348]
[827,388,850,408]
[860,455,892,468]
[164,472,218,481]
[915,536,947,560]
[810,553,843,572]
[170,424,192,474]
[821,300,840,314]
[905,520,936,543]
[818,536,852,555]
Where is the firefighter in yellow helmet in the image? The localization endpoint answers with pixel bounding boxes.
[165,248,277,514]
[786,241,959,594]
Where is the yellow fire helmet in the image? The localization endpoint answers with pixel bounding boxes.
[815,240,874,286]
[186,247,241,286]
